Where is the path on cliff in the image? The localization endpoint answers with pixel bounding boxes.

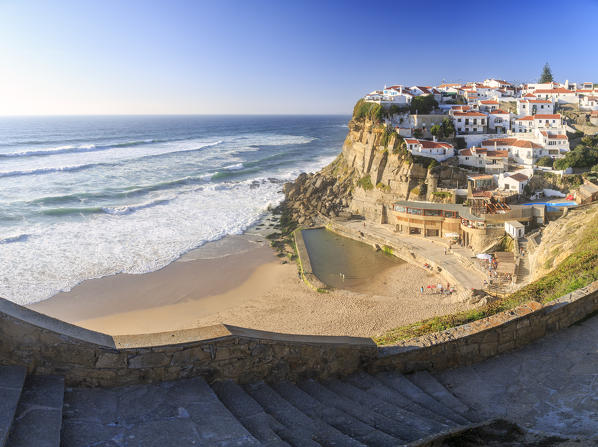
[339,220,485,292]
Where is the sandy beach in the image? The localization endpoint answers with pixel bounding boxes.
[29,232,471,338]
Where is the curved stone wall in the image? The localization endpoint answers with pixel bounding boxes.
[1,281,597,387]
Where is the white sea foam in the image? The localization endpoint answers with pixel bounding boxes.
[0,123,344,305]
[0,182,284,305]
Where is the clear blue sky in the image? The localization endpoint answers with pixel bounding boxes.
[1,0,596,115]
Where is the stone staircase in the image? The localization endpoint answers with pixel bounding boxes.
[0,366,484,447]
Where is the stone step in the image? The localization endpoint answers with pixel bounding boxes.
[405,371,477,422]
[7,375,64,447]
[0,366,26,447]
[375,372,470,426]
[435,366,499,420]
[272,381,398,447]
[211,380,292,447]
[61,377,261,447]
[324,377,446,439]
[346,372,458,428]
[298,379,409,443]
[245,381,354,447]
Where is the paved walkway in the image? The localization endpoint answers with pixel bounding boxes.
[339,220,485,291]
[437,313,598,439]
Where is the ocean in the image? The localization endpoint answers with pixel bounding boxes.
[0,115,349,305]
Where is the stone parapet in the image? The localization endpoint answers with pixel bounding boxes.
[1,278,597,387]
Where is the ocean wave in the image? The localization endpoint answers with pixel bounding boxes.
[41,206,105,216]
[40,197,173,218]
[0,233,30,244]
[0,141,224,179]
[102,198,172,215]
[0,139,173,158]
[0,163,109,179]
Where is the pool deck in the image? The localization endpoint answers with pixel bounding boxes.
[328,219,486,293]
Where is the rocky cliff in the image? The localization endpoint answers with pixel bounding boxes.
[529,203,598,281]
[282,118,468,226]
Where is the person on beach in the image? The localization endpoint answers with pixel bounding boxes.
[420,286,424,294]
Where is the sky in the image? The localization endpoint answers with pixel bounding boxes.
[0,0,597,115]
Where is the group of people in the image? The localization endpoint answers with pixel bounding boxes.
[420,283,455,295]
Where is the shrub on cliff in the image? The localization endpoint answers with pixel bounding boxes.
[536,156,554,167]
[353,99,383,122]
[357,174,374,191]
[410,95,438,114]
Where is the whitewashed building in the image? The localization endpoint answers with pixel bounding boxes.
[516,99,554,116]
[458,146,509,173]
[580,95,598,110]
[488,110,511,133]
[498,171,530,194]
[404,138,455,161]
[533,88,577,104]
[452,111,488,134]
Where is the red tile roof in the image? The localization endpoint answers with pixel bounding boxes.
[508,173,529,182]
[406,138,453,149]
[453,111,487,117]
[533,88,574,94]
[490,109,509,114]
[533,114,561,120]
[481,138,542,149]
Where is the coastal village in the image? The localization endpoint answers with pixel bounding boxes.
[284,68,598,300]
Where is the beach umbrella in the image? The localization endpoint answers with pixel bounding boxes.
[476,253,492,260]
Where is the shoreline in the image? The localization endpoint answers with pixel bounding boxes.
[28,222,471,337]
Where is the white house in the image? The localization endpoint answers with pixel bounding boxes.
[452,111,488,134]
[478,99,500,112]
[488,110,511,133]
[538,131,570,155]
[516,99,554,116]
[481,138,543,166]
[512,114,563,134]
[533,88,577,104]
[458,146,509,173]
[580,95,598,111]
[505,221,525,239]
[484,79,513,89]
[404,138,455,162]
[498,171,531,194]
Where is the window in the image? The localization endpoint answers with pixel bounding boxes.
[407,208,422,215]
[394,205,406,212]
[443,211,457,218]
[458,118,462,122]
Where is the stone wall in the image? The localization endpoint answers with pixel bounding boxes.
[0,297,376,387]
[1,277,597,388]
[372,281,598,373]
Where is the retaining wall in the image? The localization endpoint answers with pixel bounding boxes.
[1,277,597,387]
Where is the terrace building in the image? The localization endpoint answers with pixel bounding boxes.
[452,111,488,134]
[404,138,455,161]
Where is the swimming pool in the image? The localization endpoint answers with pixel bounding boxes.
[522,201,578,211]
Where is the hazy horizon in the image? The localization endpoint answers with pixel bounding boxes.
[1,0,597,116]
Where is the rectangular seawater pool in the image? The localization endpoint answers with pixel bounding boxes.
[301,228,402,290]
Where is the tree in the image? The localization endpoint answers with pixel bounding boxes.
[539,63,554,83]
[413,128,424,138]
[430,124,442,138]
[441,118,456,138]
[536,156,554,167]
[410,95,438,114]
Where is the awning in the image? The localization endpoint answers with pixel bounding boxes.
[476,253,493,260]
[444,233,460,238]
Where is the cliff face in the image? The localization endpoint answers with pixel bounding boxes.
[529,204,598,281]
[283,118,467,225]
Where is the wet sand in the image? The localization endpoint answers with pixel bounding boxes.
[29,236,471,337]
